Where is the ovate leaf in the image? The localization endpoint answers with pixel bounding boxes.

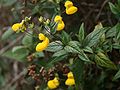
[22,32,33,47]
[1,27,14,40]
[82,27,107,47]
[53,50,67,57]
[61,31,70,45]
[12,46,29,61]
[78,50,91,62]
[95,52,117,70]
[46,41,63,52]
[64,46,78,53]
[78,23,84,42]
[72,59,84,90]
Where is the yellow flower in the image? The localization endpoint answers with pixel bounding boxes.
[12,23,22,32]
[54,15,65,31]
[47,77,59,89]
[47,80,57,89]
[66,6,78,15]
[67,72,74,78]
[36,33,49,52]
[65,78,75,86]
[65,72,75,86]
[12,20,26,32]
[64,1,73,8]
[56,21,65,31]
[53,77,59,86]
[54,15,62,22]
[64,1,78,15]
[38,33,46,40]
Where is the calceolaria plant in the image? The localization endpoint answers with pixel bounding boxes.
[2,0,120,90]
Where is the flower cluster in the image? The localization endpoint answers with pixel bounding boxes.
[36,33,49,52]
[47,71,75,89]
[11,1,78,52]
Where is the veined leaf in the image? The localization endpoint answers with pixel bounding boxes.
[82,27,107,47]
[61,31,70,45]
[95,52,117,70]
[64,46,79,53]
[46,41,63,52]
[106,24,117,38]
[83,46,93,53]
[46,55,67,68]
[72,59,84,90]
[78,23,84,42]
[53,50,67,57]
[68,41,80,51]
[78,50,91,62]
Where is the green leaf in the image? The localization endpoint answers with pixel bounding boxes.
[2,49,28,62]
[112,43,120,49]
[22,33,33,47]
[46,41,63,52]
[78,50,91,62]
[109,2,120,15]
[34,52,44,57]
[72,59,84,90]
[106,25,117,38]
[95,52,117,70]
[82,27,107,47]
[1,27,14,40]
[78,23,84,42]
[118,0,120,6]
[83,46,93,53]
[113,69,120,81]
[46,55,67,68]
[12,46,29,61]
[116,23,120,40]
[64,46,79,53]
[61,31,70,45]
[53,50,67,57]
[68,41,80,50]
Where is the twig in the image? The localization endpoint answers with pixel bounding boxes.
[95,0,109,22]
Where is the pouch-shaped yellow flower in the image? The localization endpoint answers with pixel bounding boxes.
[36,33,49,52]
[47,80,57,89]
[64,1,73,8]
[66,6,78,15]
[12,20,26,32]
[65,72,75,86]
[54,15,65,31]
[53,77,59,86]
[54,15,62,22]
[56,21,65,31]
[64,1,78,15]
[12,23,22,32]
[65,78,75,86]
[47,77,59,89]
[39,33,46,40]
